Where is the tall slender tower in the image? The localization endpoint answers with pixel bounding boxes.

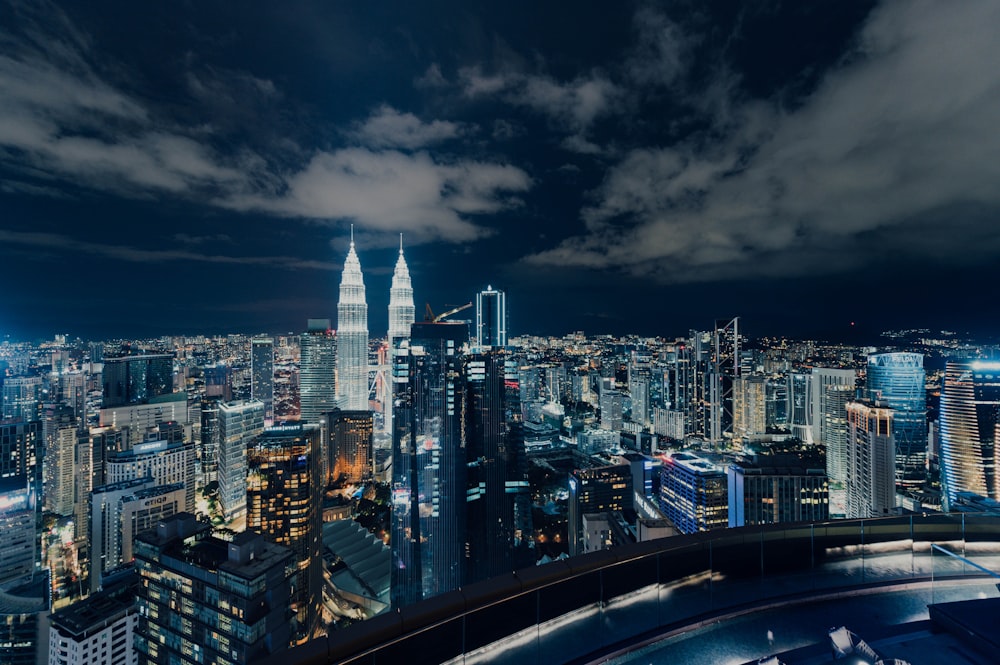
[387,234,415,432]
[336,228,369,411]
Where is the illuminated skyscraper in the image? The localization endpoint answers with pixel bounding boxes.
[390,321,469,608]
[2,375,41,422]
[328,409,373,484]
[866,352,927,490]
[246,424,323,638]
[336,231,370,411]
[101,354,173,409]
[299,319,336,425]
[386,237,415,434]
[939,361,1000,510]
[845,400,895,518]
[475,286,507,348]
[251,338,275,423]
[217,400,265,521]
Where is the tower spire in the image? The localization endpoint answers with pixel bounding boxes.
[350,223,355,247]
[399,232,404,254]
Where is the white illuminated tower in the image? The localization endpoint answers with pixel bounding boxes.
[386,235,415,431]
[336,227,370,411]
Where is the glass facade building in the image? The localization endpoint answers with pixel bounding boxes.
[659,451,728,534]
[251,338,275,423]
[866,352,927,490]
[939,360,1000,510]
[101,354,173,408]
[336,236,369,412]
[475,286,507,348]
[299,320,336,426]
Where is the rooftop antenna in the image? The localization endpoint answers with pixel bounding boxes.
[350,223,355,246]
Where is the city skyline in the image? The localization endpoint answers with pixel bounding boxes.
[4,1,1000,341]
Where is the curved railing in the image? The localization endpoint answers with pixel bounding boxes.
[264,513,1000,665]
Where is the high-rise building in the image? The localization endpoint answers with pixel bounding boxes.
[2,375,42,422]
[845,400,895,518]
[217,400,265,521]
[390,321,468,608]
[200,398,220,484]
[387,237,415,433]
[88,478,185,592]
[823,383,855,485]
[599,378,623,431]
[708,317,740,446]
[0,419,43,534]
[251,338,275,423]
[659,452,728,534]
[246,424,323,638]
[788,372,814,443]
[328,409,373,484]
[568,465,633,556]
[101,354,173,408]
[0,480,36,588]
[465,351,528,582]
[49,573,141,665]
[45,404,78,517]
[727,451,828,526]
[98,391,190,450]
[134,513,294,665]
[939,361,1000,510]
[299,319,336,425]
[733,375,767,442]
[813,368,856,447]
[866,352,927,491]
[105,438,196,513]
[336,233,369,411]
[475,286,507,348]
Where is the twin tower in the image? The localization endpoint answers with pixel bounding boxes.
[335,231,414,411]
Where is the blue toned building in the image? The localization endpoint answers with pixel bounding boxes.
[866,352,927,491]
[659,451,727,534]
[390,321,470,609]
[939,360,1000,511]
[251,338,275,423]
[475,286,507,348]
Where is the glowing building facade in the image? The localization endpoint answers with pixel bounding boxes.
[939,361,1000,510]
[866,352,927,490]
[336,234,369,411]
[387,237,414,433]
[475,286,507,348]
[845,400,895,518]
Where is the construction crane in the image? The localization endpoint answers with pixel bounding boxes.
[424,301,472,323]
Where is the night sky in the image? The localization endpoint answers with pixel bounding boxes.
[3,0,1000,342]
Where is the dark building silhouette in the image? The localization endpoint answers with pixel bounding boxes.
[101,354,173,408]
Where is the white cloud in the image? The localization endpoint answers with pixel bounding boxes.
[526,0,1000,281]
[224,148,531,242]
[352,105,465,149]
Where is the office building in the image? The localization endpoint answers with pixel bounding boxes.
[246,424,322,638]
[823,383,855,485]
[134,513,294,665]
[89,478,185,592]
[99,392,190,449]
[728,452,828,527]
[44,405,78,517]
[733,375,767,442]
[390,321,468,608]
[568,465,632,556]
[845,400,895,518]
[939,361,1000,510]
[0,481,36,588]
[0,573,50,665]
[387,238,415,433]
[659,452,728,534]
[217,400,265,521]
[200,399,220,484]
[464,351,528,583]
[788,372,814,443]
[866,352,927,490]
[813,368,856,447]
[106,439,196,513]
[299,320,336,425]
[49,573,140,665]
[251,338,275,423]
[708,317,740,445]
[2,375,42,422]
[0,419,42,530]
[203,364,232,401]
[475,285,507,348]
[336,233,369,411]
[101,354,173,409]
[328,409,373,485]
[599,378,623,431]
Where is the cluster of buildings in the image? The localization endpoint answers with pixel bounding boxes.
[2,236,1000,664]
